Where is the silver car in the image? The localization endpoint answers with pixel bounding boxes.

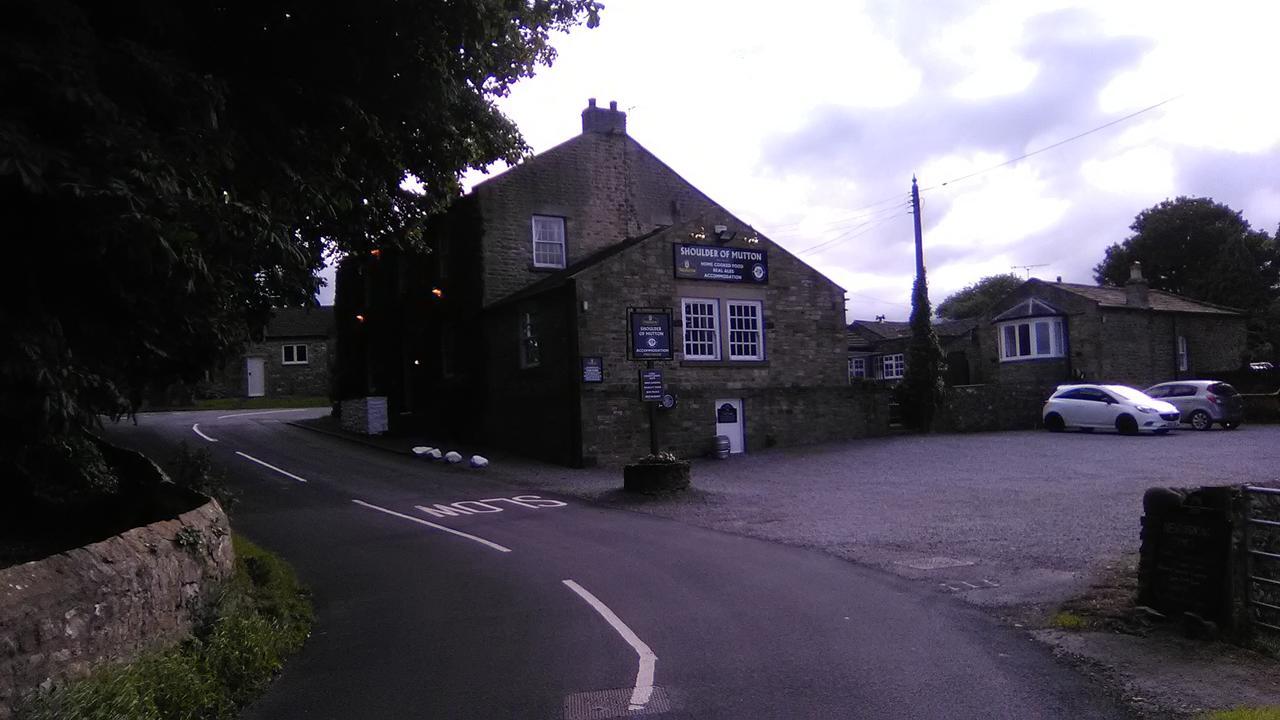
[1143,380,1244,431]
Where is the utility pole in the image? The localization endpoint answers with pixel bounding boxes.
[911,176,924,279]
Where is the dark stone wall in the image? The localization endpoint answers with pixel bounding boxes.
[935,382,1055,433]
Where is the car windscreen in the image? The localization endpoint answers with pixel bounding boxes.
[1209,382,1239,396]
[1108,386,1153,403]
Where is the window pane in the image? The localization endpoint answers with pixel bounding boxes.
[727,301,762,360]
[682,299,719,359]
[1002,325,1017,358]
[283,346,294,363]
[296,345,307,363]
[532,216,565,268]
[1054,319,1065,356]
[1034,322,1051,355]
[1017,323,1031,356]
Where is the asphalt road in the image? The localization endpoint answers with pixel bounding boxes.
[104,410,1128,719]
[486,425,1280,609]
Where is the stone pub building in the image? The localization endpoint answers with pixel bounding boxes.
[335,100,870,466]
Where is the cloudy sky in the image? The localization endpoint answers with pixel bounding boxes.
[324,0,1280,319]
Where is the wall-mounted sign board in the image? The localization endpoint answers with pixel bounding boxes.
[673,243,768,284]
[628,307,673,361]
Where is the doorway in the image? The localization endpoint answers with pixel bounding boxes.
[246,356,265,397]
[714,398,744,454]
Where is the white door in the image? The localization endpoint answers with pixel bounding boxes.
[246,357,265,397]
[714,398,745,454]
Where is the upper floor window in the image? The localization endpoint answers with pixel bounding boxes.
[682,299,720,360]
[532,215,566,269]
[848,357,866,381]
[882,353,904,380]
[282,344,308,365]
[1176,335,1189,372]
[998,317,1065,361]
[726,300,764,360]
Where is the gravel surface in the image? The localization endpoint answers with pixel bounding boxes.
[484,425,1280,607]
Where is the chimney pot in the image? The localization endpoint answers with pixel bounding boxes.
[1126,261,1149,308]
[1056,275,1062,283]
[581,98,627,135]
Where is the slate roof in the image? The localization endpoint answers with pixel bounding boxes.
[265,306,334,338]
[1043,280,1242,316]
[848,317,978,341]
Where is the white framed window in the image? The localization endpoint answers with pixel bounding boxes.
[726,300,764,360]
[519,311,540,368]
[531,215,566,269]
[681,298,720,360]
[998,317,1065,361]
[848,357,866,381]
[882,353,905,380]
[1176,336,1189,372]
[282,344,308,365]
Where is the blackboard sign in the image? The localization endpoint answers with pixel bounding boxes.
[673,243,768,284]
[628,308,673,361]
[717,403,738,424]
[581,356,603,383]
[639,369,664,402]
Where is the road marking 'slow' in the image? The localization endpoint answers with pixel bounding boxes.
[191,423,219,442]
[216,408,317,420]
[562,579,657,711]
[351,499,512,553]
[235,451,309,483]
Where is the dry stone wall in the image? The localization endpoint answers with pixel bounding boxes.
[0,499,233,718]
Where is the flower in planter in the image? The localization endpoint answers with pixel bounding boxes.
[636,451,682,465]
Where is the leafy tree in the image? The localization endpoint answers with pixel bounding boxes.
[0,1,601,504]
[1094,197,1279,313]
[1093,197,1280,360]
[936,273,1024,321]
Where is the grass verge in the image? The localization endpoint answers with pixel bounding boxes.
[1204,709,1280,720]
[20,535,311,720]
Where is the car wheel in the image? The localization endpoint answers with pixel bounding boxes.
[1189,410,1212,431]
[1116,414,1139,436]
[1222,421,1240,430]
[1044,413,1065,432]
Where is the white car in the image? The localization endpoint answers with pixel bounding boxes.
[1042,384,1180,435]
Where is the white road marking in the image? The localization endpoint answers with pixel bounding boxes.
[235,451,309,483]
[216,408,317,420]
[191,423,219,442]
[415,495,569,518]
[351,499,512,553]
[562,579,657,711]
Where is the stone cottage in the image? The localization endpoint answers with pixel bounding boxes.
[847,318,981,386]
[207,306,334,399]
[335,100,878,465]
[981,264,1247,388]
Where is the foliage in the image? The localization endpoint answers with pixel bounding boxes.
[21,535,311,720]
[1049,611,1088,630]
[169,443,236,511]
[1202,709,1280,720]
[936,273,1024,321]
[0,0,602,501]
[898,274,945,431]
[636,451,683,465]
[1093,197,1280,359]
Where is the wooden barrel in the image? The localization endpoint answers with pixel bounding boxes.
[714,435,731,459]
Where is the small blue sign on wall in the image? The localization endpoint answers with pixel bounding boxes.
[581,356,604,383]
[628,308,673,361]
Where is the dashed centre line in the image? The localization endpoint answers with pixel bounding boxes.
[235,451,310,483]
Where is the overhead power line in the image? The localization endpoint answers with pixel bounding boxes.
[919,94,1182,193]
[795,207,910,256]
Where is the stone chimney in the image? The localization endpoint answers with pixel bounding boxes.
[1126,261,1149,308]
[581,98,627,135]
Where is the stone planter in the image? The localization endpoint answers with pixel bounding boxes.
[623,461,691,494]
